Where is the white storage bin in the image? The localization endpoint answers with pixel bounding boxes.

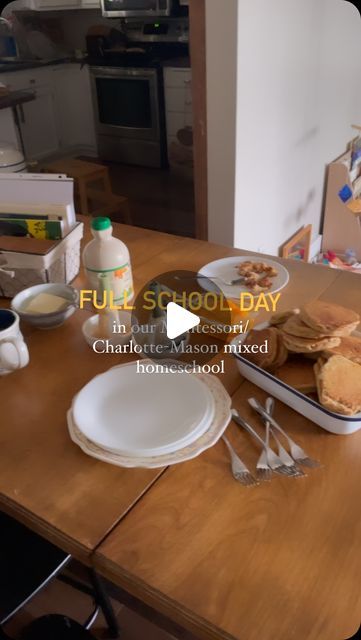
[0,222,83,298]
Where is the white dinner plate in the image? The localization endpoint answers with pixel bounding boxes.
[72,362,215,457]
[68,371,232,468]
[198,256,289,299]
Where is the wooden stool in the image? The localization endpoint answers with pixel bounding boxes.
[43,157,132,224]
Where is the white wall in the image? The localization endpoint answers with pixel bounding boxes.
[206,0,361,255]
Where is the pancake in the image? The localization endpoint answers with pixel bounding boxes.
[323,335,361,365]
[270,309,300,327]
[314,355,361,416]
[282,315,329,339]
[242,327,279,369]
[272,331,288,368]
[282,332,341,354]
[300,301,359,335]
[274,358,317,393]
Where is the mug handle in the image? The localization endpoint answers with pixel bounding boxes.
[0,337,29,371]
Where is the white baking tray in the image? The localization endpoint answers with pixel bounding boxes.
[230,325,361,435]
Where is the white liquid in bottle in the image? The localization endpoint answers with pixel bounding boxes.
[82,217,134,305]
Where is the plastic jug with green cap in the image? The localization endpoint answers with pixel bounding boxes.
[82,216,134,305]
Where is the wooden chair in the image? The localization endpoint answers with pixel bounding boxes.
[43,158,132,225]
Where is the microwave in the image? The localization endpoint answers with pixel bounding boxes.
[101,0,173,18]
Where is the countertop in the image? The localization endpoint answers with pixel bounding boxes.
[0,56,190,74]
[0,57,80,74]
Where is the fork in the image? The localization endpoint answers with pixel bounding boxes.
[222,436,258,486]
[254,397,272,481]
[248,398,321,469]
[264,398,305,478]
[174,275,245,286]
[231,409,295,477]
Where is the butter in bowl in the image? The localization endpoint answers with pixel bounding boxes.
[11,283,78,329]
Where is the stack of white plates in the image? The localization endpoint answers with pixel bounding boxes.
[67,361,232,468]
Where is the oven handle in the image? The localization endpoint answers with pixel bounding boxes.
[89,66,158,80]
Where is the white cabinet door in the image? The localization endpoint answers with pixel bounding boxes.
[52,65,97,155]
[0,109,20,150]
[19,85,60,160]
[164,68,192,114]
[1,67,52,92]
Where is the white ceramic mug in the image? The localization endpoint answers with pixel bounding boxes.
[0,309,29,375]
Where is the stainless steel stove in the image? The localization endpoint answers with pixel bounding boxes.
[88,19,189,168]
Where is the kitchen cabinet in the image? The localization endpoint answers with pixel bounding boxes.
[18,85,60,159]
[0,109,20,150]
[2,68,59,160]
[164,66,193,162]
[52,65,97,155]
[0,64,97,161]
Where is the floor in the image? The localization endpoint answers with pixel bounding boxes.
[84,159,196,238]
[5,578,176,640]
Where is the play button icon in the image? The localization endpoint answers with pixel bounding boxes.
[166,302,200,340]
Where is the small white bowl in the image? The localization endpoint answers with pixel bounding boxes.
[82,311,133,351]
[11,283,78,329]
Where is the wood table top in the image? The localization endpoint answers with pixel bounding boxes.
[1,217,305,558]
[1,217,359,635]
[93,265,361,640]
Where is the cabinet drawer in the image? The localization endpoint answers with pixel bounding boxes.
[164,67,192,89]
[166,111,193,137]
[3,68,51,91]
[165,87,192,113]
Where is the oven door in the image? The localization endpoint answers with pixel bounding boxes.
[90,67,160,142]
[101,0,172,18]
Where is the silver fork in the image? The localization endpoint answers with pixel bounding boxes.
[175,275,245,286]
[222,436,259,487]
[231,409,295,477]
[249,398,321,469]
[254,397,272,481]
[265,398,305,478]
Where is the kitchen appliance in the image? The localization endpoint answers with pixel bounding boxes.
[90,65,167,168]
[101,0,173,19]
[88,18,189,168]
[0,143,26,172]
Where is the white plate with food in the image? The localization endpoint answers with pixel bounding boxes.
[197,256,289,299]
[71,361,217,457]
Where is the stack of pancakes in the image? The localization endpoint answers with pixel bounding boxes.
[242,326,288,370]
[243,301,361,416]
[280,302,359,353]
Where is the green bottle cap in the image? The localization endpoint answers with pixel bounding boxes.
[91,217,111,231]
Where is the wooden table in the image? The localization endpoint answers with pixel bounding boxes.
[1,219,360,638]
[93,258,361,639]
[0,218,267,559]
